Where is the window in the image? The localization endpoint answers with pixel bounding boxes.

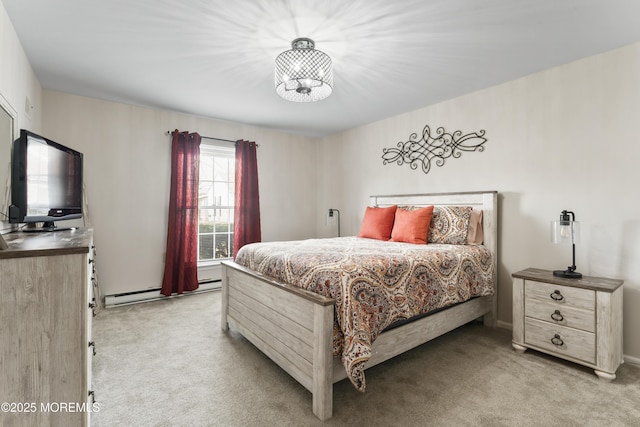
[198,142,234,263]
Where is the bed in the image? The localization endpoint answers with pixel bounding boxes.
[221,191,498,420]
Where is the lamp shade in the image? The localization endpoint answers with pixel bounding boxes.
[275,38,333,102]
[550,210,582,279]
[551,218,580,244]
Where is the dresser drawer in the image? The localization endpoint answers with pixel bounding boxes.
[525,280,595,310]
[525,298,595,332]
[525,318,595,364]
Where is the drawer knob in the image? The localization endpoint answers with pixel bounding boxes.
[550,290,564,301]
[550,310,564,322]
[551,334,564,346]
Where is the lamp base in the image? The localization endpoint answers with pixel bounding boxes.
[553,269,583,279]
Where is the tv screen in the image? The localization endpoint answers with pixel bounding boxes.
[10,129,83,230]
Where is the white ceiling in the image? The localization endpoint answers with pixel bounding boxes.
[4,0,640,137]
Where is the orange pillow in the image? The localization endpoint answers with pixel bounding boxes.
[358,205,398,240]
[390,206,434,244]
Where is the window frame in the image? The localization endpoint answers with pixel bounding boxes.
[197,140,235,266]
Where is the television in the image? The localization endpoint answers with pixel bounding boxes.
[9,129,83,231]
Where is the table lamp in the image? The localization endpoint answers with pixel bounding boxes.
[551,210,582,279]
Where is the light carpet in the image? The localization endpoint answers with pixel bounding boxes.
[90,291,640,427]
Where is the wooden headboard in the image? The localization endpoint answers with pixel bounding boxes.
[370,190,499,321]
[370,191,497,253]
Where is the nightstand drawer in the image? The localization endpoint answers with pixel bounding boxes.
[525,280,595,310]
[525,318,595,364]
[525,298,595,332]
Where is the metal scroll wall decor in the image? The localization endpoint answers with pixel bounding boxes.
[381,124,487,174]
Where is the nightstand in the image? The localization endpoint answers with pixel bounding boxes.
[511,268,623,381]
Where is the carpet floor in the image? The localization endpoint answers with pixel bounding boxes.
[90,290,640,427]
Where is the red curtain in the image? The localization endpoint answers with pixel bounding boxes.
[161,130,201,296]
[234,140,261,257]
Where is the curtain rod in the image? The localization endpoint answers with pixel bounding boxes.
[166,131,258,146]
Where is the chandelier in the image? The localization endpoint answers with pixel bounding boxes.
[275,38,333,102]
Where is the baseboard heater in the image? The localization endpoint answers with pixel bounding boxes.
[104,280,221,307]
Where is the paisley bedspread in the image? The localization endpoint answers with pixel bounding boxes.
[234,236,495,391]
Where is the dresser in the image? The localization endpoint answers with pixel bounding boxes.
[511,268,623,381]
[0,229,96,426]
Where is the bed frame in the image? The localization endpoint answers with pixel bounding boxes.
[221,191,498,420]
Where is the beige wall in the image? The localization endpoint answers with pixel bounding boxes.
[0,2,42,227]
[41,91,320,297]
[0,2,41,131]
[317,42,640,361]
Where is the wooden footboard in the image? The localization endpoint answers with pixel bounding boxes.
[221,261,335,420]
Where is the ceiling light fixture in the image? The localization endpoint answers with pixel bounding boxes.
[275,38,333,102]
